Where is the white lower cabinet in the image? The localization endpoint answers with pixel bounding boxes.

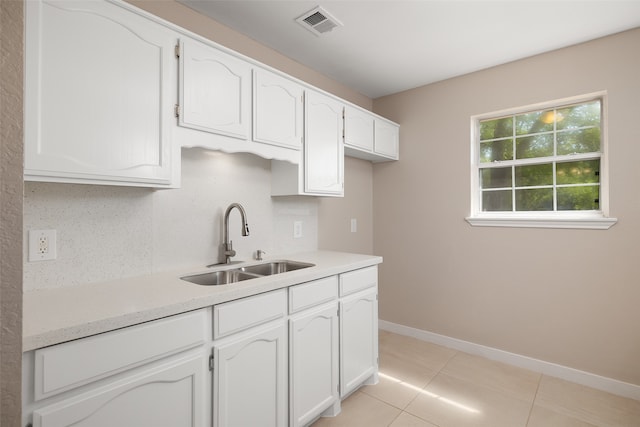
[32,354,205,427]
[23,266,380,427]
[339,268,379,397]
[213,323,288,427]
[289,277,339,427]
[212,289,288,427]
[23,309,209,427]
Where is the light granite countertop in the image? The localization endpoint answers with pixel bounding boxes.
[23,251,382,352]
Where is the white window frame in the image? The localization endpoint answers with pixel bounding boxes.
[466,91,617,230]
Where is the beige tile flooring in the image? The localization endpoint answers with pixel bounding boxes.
[312,330,640,427]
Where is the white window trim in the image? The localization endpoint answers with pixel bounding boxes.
[466,91,617,230]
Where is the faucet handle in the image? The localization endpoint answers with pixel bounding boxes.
[224,241,236,259]
[256,249,266,261]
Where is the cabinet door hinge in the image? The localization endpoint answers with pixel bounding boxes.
[209,354,214,371]
[175,104,180,118]
[175,43,180,58]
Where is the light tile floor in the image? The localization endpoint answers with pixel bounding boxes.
[312,330,640,427]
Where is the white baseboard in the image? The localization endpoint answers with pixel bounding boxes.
[379,319,640,401]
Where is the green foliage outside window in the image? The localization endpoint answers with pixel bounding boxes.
[478,100,601,212]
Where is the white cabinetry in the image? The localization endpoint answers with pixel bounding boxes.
[289,277,339,427]
[374,118,400,160]
[344,106,375,152]
[178,38,251,140]
[344,105,400,162]
[22,262,381,427]
[272,90,344,197]
[32,355,204,427]
[24,0,177,187]
[339,267,379,397]
[24,309,209,427]
[253,68,304,150]
[212,289,288,427]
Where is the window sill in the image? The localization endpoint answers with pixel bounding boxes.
[465,214,617,230]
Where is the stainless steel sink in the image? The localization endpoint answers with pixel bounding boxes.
[181,270,260,286]
[239,260,315,276]
[181,260,315,286]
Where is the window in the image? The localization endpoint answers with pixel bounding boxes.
[467,93,616,229]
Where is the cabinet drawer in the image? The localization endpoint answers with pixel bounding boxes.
[289,276,338,314]
[214,289,287,339]
[339,266,378,296]
[34,309,207,401]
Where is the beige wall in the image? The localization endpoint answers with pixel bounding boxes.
[1,0,24,424]
[373,28,640,386]
[319,157,374,254]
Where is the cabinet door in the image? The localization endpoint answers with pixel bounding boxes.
[289,303,339,427]
[253,68,304,150]
[304,91,344,195]
[179,38,251,140]
[24,0,174,186]
[344,106,374,152]
[214,323,288,427]
[32,354,205,427]
[374,119,400,159]
[340,288,379,397]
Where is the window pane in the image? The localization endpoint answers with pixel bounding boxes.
[557,128,600,155]
[481,167,512,189]
[557,186,599,210]
[557,101,600,130]
[480,139,513,163]
[556,160,600,185]
[515,164,553,187]
[482,190,512,211]
[515,188,553,211]
[516,110,554,135]
[480,117,512,140]
[516,134,553,159]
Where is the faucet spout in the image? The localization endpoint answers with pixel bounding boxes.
[223,203,250,264]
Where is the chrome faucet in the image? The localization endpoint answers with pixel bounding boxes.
[222,203,250,264]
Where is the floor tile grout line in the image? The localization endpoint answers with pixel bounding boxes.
[524,371,544,426]
[399,349,459,427]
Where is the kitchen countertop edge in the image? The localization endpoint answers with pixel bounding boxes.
[23,251,382,352]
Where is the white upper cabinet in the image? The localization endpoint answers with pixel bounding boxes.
[344,104,399,162]
[305,91,344,195]
[24,0,177,187]
[271,90,344,197]
[253,68,304,150]
[178,38,251,140]
[374,118,400,160]
[344,106,374,152]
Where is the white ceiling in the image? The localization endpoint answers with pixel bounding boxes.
[179,1,640,99]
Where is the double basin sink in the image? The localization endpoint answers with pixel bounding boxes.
[181,260,314,286]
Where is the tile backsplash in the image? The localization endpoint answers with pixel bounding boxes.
[24,148,318,291]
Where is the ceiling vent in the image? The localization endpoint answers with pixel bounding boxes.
[296,6,343,37]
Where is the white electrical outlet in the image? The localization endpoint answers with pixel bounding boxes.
[293,221,303,239]
[350,218,357,233]
[29,229,57,261]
